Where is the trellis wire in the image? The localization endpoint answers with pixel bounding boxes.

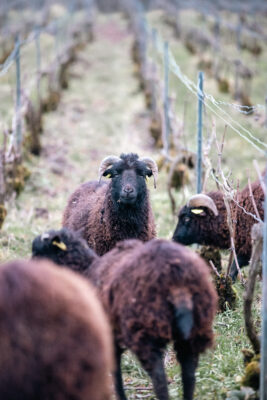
[141,13,267,165]
[146,20,266,121]
[0,1,95,162]
[260,165,267,400]
[139,3,265,223]
[170,57,266,153]
[210,170,262,224]
[0,5,89,79]
[0,16,62,77]
[197,71,203,193]
[149,28,267,153]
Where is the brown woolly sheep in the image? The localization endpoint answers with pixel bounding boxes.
[62,153,157,255]
[32,228,218,400]
[173,179,264,280]
[0,258,112,400]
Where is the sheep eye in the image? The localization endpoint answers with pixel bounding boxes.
[184,217,190,223]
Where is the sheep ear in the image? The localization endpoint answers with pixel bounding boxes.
[140,157,158,189]
[98,155,120,183]
[102,169,113,179]
[191,208,205,215]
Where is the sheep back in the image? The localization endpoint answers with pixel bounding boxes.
[93,239,217,356]
[234,180,264,264]
[0,259,112,400]
[202,191,231,248]
[62,181,107,243]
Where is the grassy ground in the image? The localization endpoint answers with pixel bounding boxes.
[0,11,262,399]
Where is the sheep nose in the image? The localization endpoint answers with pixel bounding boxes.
[123,185,134,194]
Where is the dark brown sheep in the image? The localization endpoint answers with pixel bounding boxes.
[32,228,218,400]
[0,258,112,400]
[173,179,264,280]
[62,153,157,255]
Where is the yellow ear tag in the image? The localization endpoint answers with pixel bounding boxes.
[191,209,204,214]
[106,174,111,179]
[145,176,149,182]
[52,241,67,251]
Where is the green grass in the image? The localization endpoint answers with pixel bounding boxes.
[0,10,264,400]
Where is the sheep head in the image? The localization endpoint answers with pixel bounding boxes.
[172,192,229,248]
[32,228,98,271]
[98,153,158,207]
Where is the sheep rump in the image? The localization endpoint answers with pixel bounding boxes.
[0,258,112,400]
[90,239,217,400]
[92,239,217,355]
[234,180,264,265]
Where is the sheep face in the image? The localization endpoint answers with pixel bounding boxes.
[172,205,210,245]
[32,228,97,272]
[103,154,153,207]
[173,192,230,250]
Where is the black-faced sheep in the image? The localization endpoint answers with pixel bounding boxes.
[32,228,218,400]
[62,153,158,255]
[0,258,112,400]
[172,179,264,280]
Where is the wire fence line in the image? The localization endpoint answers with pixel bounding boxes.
[154,1,267,117]
[0,5,79,78]
[143,22,267,155]
[210,170,263,224]
[0,1,95,227]
[127,0,266,228]
[143,23,266,115]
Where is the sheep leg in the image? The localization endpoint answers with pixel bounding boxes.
[229,259,238,281]
[175,343,198,400]
[137,350,169,400]
[114,344,127,400]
